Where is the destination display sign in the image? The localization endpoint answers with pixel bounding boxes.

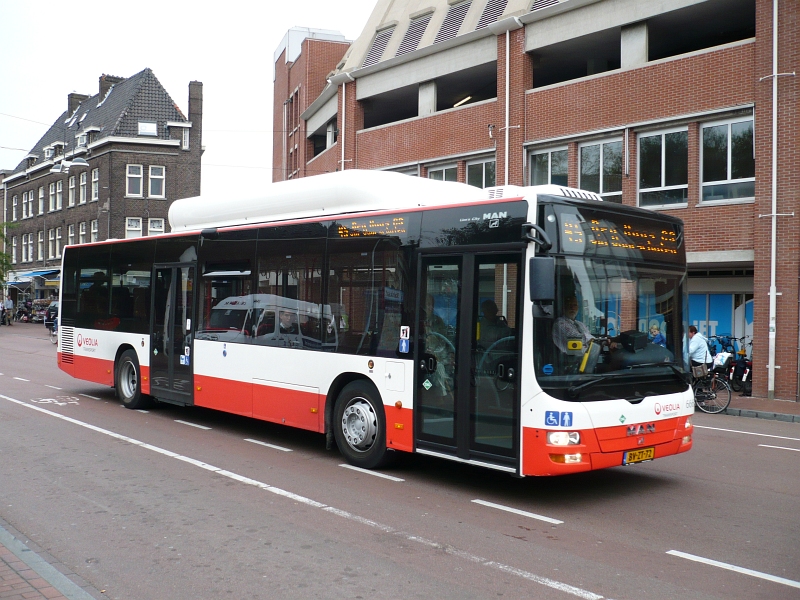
[336,216,408,238]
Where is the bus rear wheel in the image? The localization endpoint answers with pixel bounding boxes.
[334,381,390,469]
[116,349,150,410]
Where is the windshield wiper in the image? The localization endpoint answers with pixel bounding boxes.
[567,375,615,398]
[621,362,690,385]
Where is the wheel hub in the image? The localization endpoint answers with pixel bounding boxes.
[341,399,377,452]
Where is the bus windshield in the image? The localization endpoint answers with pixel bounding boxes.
[534,257,689,401]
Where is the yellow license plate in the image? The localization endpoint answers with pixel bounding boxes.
[623,447,655,465]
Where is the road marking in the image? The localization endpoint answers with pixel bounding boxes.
[174,419,211,430]
[13,377,29,382]
[667,550,800,590]
[45,385,62,390]
[694,425,800,442]
[339,464,405,481]
[80,393,100,400]
[472,499,563,525]
[758,444,800,452]
[244,438,293,452]
[0,393,603,600]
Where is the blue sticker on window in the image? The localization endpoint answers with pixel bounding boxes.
[399,339,410,353]
[543,364,554,375]
[545,411,574,427]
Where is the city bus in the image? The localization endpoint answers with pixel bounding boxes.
[57,170,693,476]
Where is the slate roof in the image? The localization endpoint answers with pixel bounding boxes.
[14,68,188,174]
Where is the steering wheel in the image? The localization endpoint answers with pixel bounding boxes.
[426,331,456,354]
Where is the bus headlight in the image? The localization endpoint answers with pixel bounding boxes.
[685,416,693,429]
[547,431,580,445]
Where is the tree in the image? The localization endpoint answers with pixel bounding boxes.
[0,225,15,287]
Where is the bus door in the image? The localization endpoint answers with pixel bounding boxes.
[150,263,196,405]
[416,253,521,469]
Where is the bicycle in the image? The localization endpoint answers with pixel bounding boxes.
[692,366,732,414]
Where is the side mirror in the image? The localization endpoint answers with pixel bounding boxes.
[529,257,555,302]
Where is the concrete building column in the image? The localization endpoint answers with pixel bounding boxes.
[419,81,437,117]
[621,22,648,70]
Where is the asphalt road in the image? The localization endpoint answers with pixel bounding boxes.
[0,324,798,599]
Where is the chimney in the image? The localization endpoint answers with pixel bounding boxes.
[99,74,125,98]
[68,93,89,115]
[188,81,203,149]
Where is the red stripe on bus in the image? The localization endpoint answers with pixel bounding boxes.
[58,353,114,387]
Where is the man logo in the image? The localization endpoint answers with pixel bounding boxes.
[627,423,656,436]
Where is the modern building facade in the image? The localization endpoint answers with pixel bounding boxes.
[2,68,202,301]
[274,0,798,400]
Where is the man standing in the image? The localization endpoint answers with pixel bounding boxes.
[4,295,14,326]
[688,325,712,371]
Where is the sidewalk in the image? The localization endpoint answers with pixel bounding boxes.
[726,392,800,422]
[0,520,97,600]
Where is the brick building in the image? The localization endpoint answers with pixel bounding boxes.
[274,0,798,401]
[2,68,202,301]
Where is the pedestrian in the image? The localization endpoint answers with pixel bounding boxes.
[4,295,14,326]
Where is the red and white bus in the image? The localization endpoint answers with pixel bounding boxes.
[57,170,693,476]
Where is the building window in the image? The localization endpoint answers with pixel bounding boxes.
[148,218,165,235]
[127,165,143,197]
[428,165,457,182]
[79,172,87,204]
[68,224,75,246]
[68,176,76,207]
[11,237,16,264]
[125,217,143,239]
[22,193,28,219]
[12,195,18,221]
[48,229,55,259]
[56,180,63,210]
[26,234,33,263]
[49,183,56,211]
[38,231,44,260]
[76,133,87,147]
[701,117,754,202]
[638,128,688,207]
[26,190,34,217]
[55,227,62,258]
[21,234,28,263]
[530,148,568,186]
[91,169,99,201]
[466,158,496,188]
[91,220,99,242]
[39,187,45,214]
[149,166,165,198]
[580,139,622,202]
[182,128,190,150]
[138,121,158,136]
[79,222,87,245]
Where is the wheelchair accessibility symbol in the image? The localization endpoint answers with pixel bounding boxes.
[545,411,573,427]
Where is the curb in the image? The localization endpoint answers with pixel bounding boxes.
[724,408,800,423]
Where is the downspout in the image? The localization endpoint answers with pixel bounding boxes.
[767,0,778,399]
[489,17,523,186]
[328,72,355,172]
[282,100,288,180]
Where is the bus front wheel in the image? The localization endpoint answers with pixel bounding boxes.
[334,381,390,469]
[116,350,150,410]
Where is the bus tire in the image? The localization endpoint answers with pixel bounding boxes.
[333,381,390,469]
[116,350,149,410]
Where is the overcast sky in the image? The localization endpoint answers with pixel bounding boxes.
[0,1,377,198]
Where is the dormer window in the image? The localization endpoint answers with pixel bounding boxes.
[44,147,54,160]
[76,134,88,147]
[138,121,158,136]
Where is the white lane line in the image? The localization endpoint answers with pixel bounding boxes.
[0,393,603,600]
[244,438,293,452]
[174,419,211,430]
[472,499,563,525]
[694,425,800,443]
[13,377,30,382]
[45,385,62,390]
[667,550,800,590]
[80,393,100,400]
[339,464,405,481]
[758,444,800,452]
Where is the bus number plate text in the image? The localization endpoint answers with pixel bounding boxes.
[623,447,654,465]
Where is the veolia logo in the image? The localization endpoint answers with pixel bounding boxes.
[77,334,98,348]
